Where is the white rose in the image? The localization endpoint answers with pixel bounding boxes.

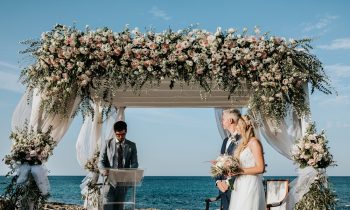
[307,134,317,141]
[228,28,236,34]
[30,150,37,157]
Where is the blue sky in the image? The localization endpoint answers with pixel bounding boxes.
[0,0,350,176]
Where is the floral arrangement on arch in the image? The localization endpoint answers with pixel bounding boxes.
[4,124,57,168]
[292,122,337,209]
[20,24,332,122]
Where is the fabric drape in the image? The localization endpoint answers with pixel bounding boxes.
[11,88,79,197]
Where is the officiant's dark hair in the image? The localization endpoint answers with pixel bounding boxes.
[114,121,127,132]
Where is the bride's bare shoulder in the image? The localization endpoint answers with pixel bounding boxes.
[247,137,262,148]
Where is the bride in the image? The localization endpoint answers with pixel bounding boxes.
[228,115,266,210]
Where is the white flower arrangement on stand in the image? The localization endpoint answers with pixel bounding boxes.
[2,123,56,210]
[292,122,337,210]
[292,123,335,169]
[81,149,101,209]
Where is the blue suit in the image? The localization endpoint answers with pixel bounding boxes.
[98,138,138,170]
[217,135,238,210]
[98,138,138,210]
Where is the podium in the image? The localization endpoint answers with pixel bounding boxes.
[101,169,144,210]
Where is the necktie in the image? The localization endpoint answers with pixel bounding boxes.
[117,143,123,168]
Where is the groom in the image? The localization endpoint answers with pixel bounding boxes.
[216,109,241,210]
[98,121,139,210]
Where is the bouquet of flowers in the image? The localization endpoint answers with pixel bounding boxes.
[84,150,100,173]
[4,124,56,167]
[211,154,241,177]
[292,122,335,169]
[82,149,101,208]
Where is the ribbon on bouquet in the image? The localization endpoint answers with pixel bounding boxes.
[16,162,50,195]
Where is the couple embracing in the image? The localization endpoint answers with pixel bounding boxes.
[216,109,266,210]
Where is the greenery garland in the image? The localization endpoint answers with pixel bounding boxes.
[20,24,332,122]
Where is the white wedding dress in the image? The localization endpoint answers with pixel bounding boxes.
[228,147,266,210]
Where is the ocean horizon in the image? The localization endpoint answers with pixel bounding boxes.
[1,176,349,209]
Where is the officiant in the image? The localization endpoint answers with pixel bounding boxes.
[98,121,139,210]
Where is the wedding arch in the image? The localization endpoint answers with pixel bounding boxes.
[2,24,336,210]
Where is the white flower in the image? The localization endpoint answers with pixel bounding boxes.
[207,35,216,44]
[228,28,236,34]
[275,92,283,98]
[186,60,193,66]
[307,158,316,166]
[304,143,312,149]
[254,26,261,34]
[215,27,222,36]
[30,150,37,157]
[307,134,317,141]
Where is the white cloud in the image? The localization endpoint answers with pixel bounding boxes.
[316,94,350,106]
[0,71,24,93]
[318,38,350,50]
[325,64,350,78]
[302,14,338,35]
[326,121,350,129]
[0,61,18,70]
[149,6,171,21]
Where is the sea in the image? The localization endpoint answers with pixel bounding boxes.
[0,176,349,210]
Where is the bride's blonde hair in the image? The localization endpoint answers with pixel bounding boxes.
[234,115,256,158]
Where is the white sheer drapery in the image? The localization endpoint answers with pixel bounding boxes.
[13,89,80,142]
[76,104,103,167]
[76,106,124,168]
[255,85,316,210]
[11,88,80,196]
[214,108,228,140]
[256,109,317,210]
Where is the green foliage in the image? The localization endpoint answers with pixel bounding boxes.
[1,175,49,210]
[295,175,337,210]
